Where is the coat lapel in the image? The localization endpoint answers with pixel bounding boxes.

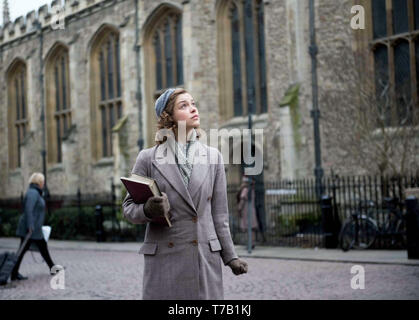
[152,141,209,215]
[187,142,209,200]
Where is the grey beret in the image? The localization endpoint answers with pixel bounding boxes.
[155,88,177,118]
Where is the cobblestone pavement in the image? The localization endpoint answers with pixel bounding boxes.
[1,248,419,300]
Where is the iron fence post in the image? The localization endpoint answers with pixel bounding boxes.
[77,188,82,229]
[321,195,338,248]
[111,179,120,241]
[95,205,104,242]
[77,188,81,214]
[331,176,341,236]
[247,176,254,254]
[405,196,419,259]
[111,179,115,241]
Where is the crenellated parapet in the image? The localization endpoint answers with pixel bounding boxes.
[0,0,106,46]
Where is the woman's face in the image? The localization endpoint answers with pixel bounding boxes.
[172,92,200,130]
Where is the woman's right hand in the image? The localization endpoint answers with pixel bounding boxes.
[144,192,171,220]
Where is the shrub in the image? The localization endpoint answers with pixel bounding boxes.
[45,206,97,241]
[0,208,20,237]
[0,203,144,241]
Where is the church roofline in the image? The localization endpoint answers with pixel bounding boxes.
[0,0,112,47]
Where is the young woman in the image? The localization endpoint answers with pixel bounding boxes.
[122,88,248,300]
[13,173,58,280]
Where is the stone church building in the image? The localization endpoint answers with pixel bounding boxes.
[1,0,418,203]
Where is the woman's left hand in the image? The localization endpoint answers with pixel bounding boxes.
[228,258,248,275]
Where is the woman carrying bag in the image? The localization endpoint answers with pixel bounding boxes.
[13,173,58,280]
[123,88,248,300]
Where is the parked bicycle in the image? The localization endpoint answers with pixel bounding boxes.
[339,198,407,251]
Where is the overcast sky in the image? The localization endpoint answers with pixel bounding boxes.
[1,0,60,26]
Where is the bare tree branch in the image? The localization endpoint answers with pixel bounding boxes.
[320,46,419,177]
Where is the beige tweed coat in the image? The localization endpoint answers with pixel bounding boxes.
[122,140,238,300]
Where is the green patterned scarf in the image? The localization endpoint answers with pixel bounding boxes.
[168,128,198,187]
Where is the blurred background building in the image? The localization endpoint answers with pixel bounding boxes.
[0,0,418,204]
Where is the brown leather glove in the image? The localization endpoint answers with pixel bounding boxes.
[228,258,248,275]
[144,192,170,221]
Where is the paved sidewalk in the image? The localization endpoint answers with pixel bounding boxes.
[1,237,419,299]
[1,237,418,266]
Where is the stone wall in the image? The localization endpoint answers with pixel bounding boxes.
[1,0,416,201]
[0,0,138,199]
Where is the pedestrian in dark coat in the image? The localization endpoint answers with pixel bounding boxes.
[237,175,259,247]
[13,173,57,280]
[122,88,248,300]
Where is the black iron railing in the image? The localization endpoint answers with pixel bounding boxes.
[1,174,418,248]
[227,174,419,248]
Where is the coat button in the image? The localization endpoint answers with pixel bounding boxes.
[192,217,198,223]
[191,240,198,246]
[207,196,212,201]
[168,242,174,248]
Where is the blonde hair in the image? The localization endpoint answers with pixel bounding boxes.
[28,172,45,187]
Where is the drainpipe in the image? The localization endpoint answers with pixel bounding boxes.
[134,0,144,151]
[309,0,324,198]
[34,21,49,204]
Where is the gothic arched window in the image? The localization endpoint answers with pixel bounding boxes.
[217,0,268,121]
[143,5,183,148]
[90,26,123,159]
[370,0,418,126]
[45,44,71,164]
[153,14,183,91]
[7,60,28,169]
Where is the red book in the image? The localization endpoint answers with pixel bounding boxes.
[120,174,172,227]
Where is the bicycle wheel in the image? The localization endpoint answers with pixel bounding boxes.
[392,218,407,249]
[339,219,354,252]
[339,217,377,250]
[355,217,377,249]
